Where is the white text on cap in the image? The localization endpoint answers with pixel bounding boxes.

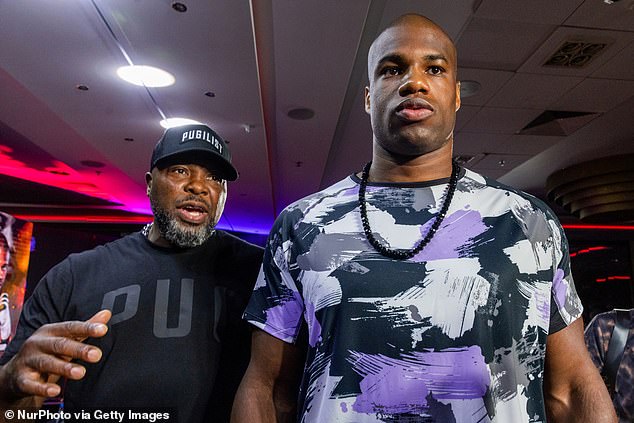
[180,129,223,154]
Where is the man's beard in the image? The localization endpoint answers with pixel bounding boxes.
[150,201,215,248]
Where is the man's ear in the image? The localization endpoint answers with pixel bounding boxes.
[145,172,152,196]
[364,86,371,115]
[455,81,461,112]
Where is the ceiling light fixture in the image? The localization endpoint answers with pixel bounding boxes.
[90,0,169,124]
[80,160,105,168]
[287,108,315,120]
[116,65,175,87]
[160,118,202,129]
[172,2,187,12]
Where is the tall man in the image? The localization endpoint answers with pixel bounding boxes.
[0,124,263,422]
[232,14,616,423]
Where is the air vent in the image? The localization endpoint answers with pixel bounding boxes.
[543,41,608,68]
[519,110,601,136]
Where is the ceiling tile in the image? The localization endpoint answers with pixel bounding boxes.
[474,0,585,24]
[473,153,532,170]
[456,18,556,71]
[488,73,584,109]
[565,0,634,32]
[591,41,634,81]
[502,134,566,155]
[455,105,481,131]
[377,1,474,41]
[458,68,514,106]
[550,78,634,112]
[462,107,543,134]
[453,132,511,154]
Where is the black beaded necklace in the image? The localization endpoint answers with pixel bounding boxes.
[358,161,459,260]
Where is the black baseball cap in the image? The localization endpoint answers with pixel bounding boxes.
[150,124,238,181]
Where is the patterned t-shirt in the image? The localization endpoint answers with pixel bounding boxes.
[245,167,583,423]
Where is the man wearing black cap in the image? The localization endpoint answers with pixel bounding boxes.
[0,124,263,422]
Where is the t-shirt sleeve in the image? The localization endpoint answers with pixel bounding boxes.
[547,215,583,334]
[0,258,73,365]
[243,213,305,344]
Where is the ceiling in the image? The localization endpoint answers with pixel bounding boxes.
[0,0,633,234]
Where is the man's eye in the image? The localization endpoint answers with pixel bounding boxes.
[428,66,444,75]
[207,174,223,183]
[381,67,401,76]
[170,167,187,175]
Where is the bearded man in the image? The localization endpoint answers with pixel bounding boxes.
[0,124,263,423]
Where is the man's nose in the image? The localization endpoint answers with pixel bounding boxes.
[184,174,209,195]
[398,66,429,97]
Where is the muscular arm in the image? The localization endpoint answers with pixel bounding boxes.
[544,317,617,423]
[0,310,111,411]
[231,328,305,423]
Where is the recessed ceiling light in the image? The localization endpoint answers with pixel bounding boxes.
[287,107,315,120]
[172,2,187,12]
[81,160,105,168]
[117,65,175,87]
[160,118,202,129]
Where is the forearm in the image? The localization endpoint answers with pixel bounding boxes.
[231,384,284,423]
[231,375,297,423]
[545,371,616,423]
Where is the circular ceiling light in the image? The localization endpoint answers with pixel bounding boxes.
[287,107,315,120]
[160,118,202,129]
[172,2,187,12]
[117,65,175,87]
[80,160,105,168]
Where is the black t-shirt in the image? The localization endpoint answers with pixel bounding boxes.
[1,231,263,423]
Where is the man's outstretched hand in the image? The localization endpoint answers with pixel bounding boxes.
[0,309,111,402]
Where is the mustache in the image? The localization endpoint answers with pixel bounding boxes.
[175,195,212,211]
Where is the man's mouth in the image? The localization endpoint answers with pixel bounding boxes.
[176,201,210,224]
[395,98,433,122]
